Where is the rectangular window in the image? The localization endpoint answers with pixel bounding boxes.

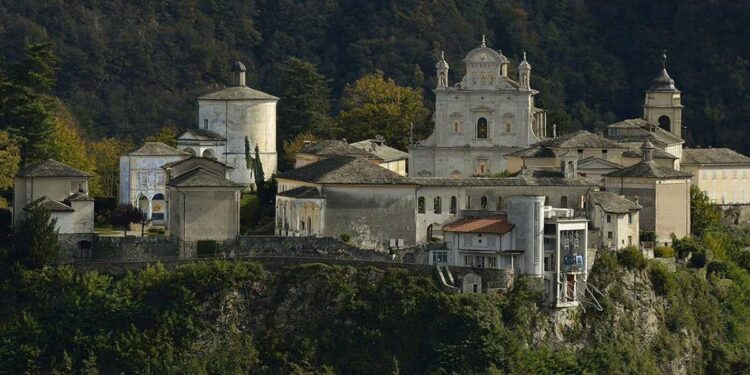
[474,256,486,268]
[602,149,608,158]
[203,119,208,129]
[466,196,472,210]
[607,232,613,240]
[432,251,448,264]
[488,257,497,268]
[606,214,611,223]
[450,196,457,214]
[464,256,472,267]
[628,235,633,245]
[628,213,633,224]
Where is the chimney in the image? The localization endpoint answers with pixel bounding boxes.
[641,140,655,163]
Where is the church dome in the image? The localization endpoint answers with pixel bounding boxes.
[649,69,679,92]
[463,36,505,64]
[230,61,247,72]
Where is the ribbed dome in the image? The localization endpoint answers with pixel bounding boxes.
[649,69,679,91]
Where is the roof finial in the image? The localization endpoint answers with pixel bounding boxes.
[481,35,486,47]
[662,49,667,69]
[441,50,445,60]
[523,51,527,61]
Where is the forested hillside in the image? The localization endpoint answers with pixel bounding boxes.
[1,0,750,154]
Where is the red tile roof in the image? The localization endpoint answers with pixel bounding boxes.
[443,215,514,234]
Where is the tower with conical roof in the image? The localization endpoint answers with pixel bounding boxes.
[644,51,683,139]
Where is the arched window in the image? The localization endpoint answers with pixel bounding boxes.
[560,196,568,208]
[476,118,488,139]
[184,147,196,156]
[450,196,457,214]
[418,197,425,213]
[658,115,671,132]
[481,196,488,210]
[202,148,216,159]
[152,193,165,201]
[434,197,442,214]
[497,196,504,210]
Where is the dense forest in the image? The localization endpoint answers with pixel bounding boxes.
[1,0,750,155]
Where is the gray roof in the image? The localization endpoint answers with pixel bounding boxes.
[299,140,376,159]
[577,156,623,169]
[508,146,556,158]
[590,191,641,213]
[230,61,247,72]
[199,86,279,101]
[166,167,243,188]
[17,159,93,178]
[622,148,679,160]
[650,69,679,92]
[277,156,413,185]
[177,129,226,141]
[162,157,234,170]
[682,148,750,165]
[605,118,683,146]
[349,139,409,162]
[65,192,94,202]
[129,142,190,156]
[604,161,691,179]
[24,196,74,212]
[537,130,625,149]
[277,186,323,199]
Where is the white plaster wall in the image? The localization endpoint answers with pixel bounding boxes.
[684,165,750,204]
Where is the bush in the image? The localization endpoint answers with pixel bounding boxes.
[617,246,647,270]
[653,246,675,258]
[648,263,675,296]
[706,261,728,278]
[12,207,60,268]
[339,233,352,243]
[640,231,657,243]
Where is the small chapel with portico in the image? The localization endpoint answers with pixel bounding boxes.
[409,37,547,177]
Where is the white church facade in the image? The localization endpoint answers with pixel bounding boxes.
[409,38,547,177]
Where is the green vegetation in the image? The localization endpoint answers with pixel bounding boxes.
[109,204,143,235]
[653,246,675,258]
[11,207,60,268]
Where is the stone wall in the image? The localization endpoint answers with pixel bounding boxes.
[91,236,180,261]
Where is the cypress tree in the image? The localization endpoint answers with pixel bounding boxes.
[254,145,265,200]
[13,206,60,268]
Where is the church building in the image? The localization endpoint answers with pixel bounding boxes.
[409,37,547,177]
[176,61,278,187]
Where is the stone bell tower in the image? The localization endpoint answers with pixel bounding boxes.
[644,51,683,139]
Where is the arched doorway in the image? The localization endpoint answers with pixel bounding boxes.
[151,193,166,221]
[137,194,150,220]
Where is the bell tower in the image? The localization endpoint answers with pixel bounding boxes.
[644,51,683,139]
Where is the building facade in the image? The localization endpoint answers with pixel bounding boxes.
[410,39,546,177]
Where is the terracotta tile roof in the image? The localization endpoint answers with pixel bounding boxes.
[443,215,515,234]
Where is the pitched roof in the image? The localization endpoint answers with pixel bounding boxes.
[605,118,683,145]
[299,140,375,159]
[622,148,679,160]
[681,148,750,165]
[604,161,691,179]
[508,146,556,158]
[277,156,413,185]
[537,130,625,149]
[166,167,243,188]
[162,157,234,170]
[277,186,323,199]
[577,156,623,169]
[443,215,515,235]
[177,129,226,141]
[349,139,409,162]
[24,196,74,212]
[129,142,190,156]
[17,159,93,178]
[198,86,279,101]
[589,191,641,213]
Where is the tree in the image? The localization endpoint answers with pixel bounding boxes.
[90,138,133,198]
[690,185,722,236]
[275,57,336,141]
[0,43,58,163]
[281,131,321,170]
[110,204,143,235]
[13,206,60,267]
[337,72,429,150]
[253,145,265,200]
[144,127,178,147]
[50,99,96,179]
[0,130,21,191]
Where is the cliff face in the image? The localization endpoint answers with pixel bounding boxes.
[0,256,747,374]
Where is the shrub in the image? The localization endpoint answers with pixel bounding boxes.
[640,231,657,243]
[653,246,675,258]
[706,261,728,278]
[340,233,352,243]
[648,263,675,296]
[12,207,60,268]
[110,204,144,234]
[617,246,647,270]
